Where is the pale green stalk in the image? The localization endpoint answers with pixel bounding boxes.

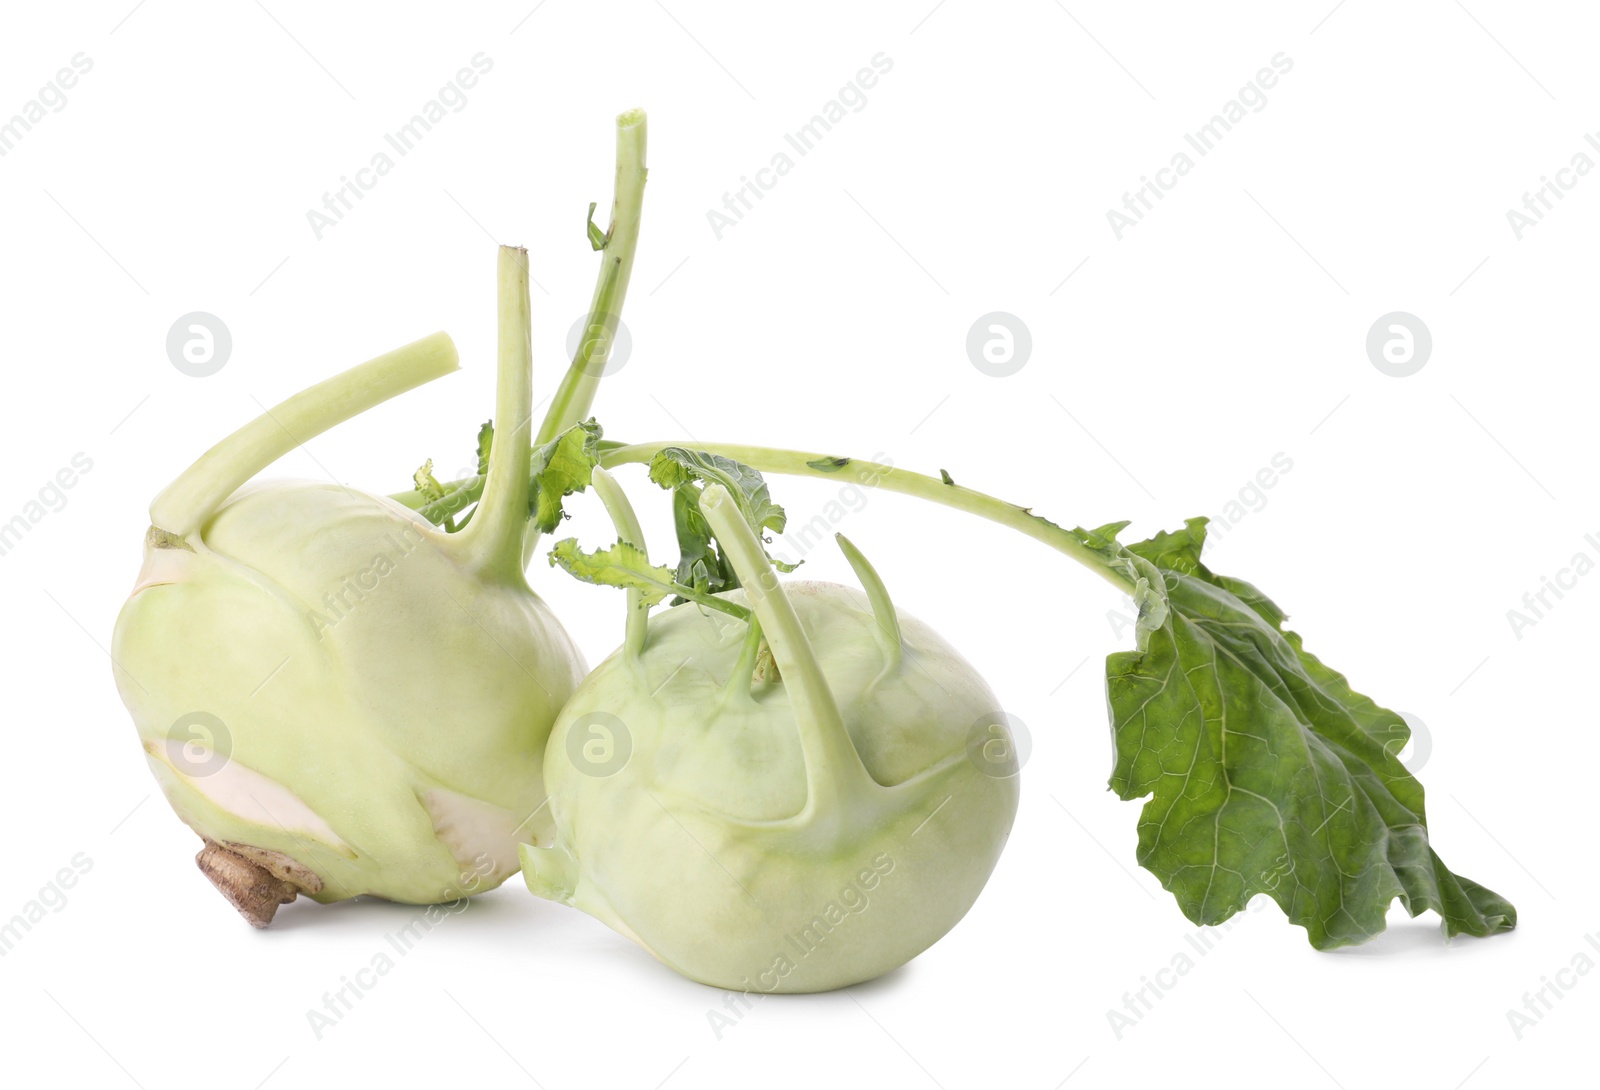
[718,614,765,705]
[451,247,535,581]
[152,332,458,538]
[834,533,902,675]
[588,466,650,660]
[391,437,1138,593]
[600,443,1135,594]
[525,109,648,567]
[698,484,875,817]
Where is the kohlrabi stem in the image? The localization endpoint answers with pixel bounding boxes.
[589,466,650,660]
[152,332,459,538]
[455,247,534,581]
[600,443,1136,594]
[527,111,648,556]
[719,614,765,705]
[698,484,876,816]
[390,440,1140,595]
[536,108,646,445]
[834,533,902,675]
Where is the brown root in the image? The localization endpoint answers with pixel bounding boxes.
[195,839,323,927]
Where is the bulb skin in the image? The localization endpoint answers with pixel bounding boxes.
[522,581,1019,993]
[113,479,586,908]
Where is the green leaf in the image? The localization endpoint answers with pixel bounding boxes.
[475,421,494,477]
[647,448,798,598]
[669,484,735,597]
[413,459,445,502]
[412,459,458,531]
[1079,517,1516,948]
[648,448,787,535]
[586,201,608,251]
[548,537,676,608]
[547,536,752,622]
[529,419,604,534]
[939,468,955,486]
[806,456,851,473]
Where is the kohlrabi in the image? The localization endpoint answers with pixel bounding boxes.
[111,252,564,923]
[521,466,1019,992]
[111,110,649,925]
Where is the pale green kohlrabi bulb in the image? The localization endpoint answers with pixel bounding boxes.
[113,248,584,925]
[521,479,1020,993]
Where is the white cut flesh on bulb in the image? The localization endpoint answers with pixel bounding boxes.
[522,478,1020,992]
[112,249,585,925]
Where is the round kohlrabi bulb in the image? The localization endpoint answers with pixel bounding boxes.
[522,483,1020,992]
[114,252,584,925]
[114,478,583,920]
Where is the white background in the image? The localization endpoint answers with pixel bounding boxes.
[0,2,1591,1087]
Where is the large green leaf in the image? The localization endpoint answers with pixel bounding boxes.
[1077,517,1516,948]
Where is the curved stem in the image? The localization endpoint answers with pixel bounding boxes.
[454,247,533,580]
[589,466,649,660]
[698,484,875,817]
[526,109,648,567]
[834,533,902,676]
[390,439,1140,597]
[600,443,1135,594]
[153,332,458,538]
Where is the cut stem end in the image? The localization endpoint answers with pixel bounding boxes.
[195,839,320,928]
